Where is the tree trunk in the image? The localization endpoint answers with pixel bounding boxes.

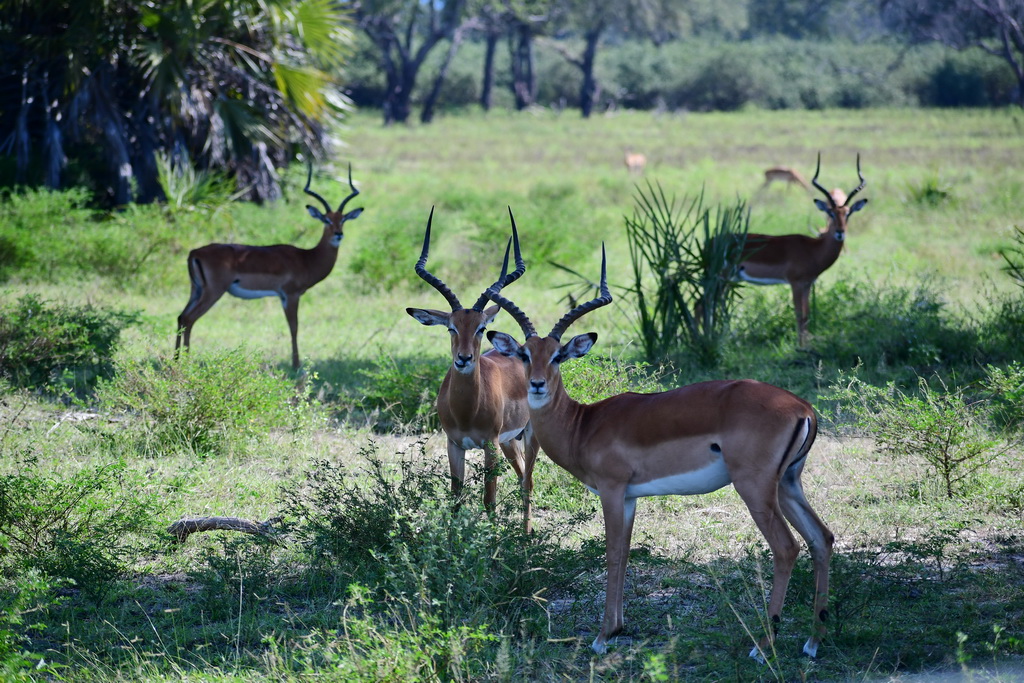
[510,23,536,110]
[579,25,604,118]
[421,27,467,124]
[480,31,499,111]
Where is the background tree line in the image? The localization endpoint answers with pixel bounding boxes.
[1,0,1020,205]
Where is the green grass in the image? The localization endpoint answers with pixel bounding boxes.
[2,107,1024,681]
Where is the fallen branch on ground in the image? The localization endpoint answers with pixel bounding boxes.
[167,516,282,544]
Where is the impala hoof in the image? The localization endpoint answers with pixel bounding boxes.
[591,637,607,654]
[802,638,819,658]
[749,645,767,664]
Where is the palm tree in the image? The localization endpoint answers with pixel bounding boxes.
[0,0,354,203]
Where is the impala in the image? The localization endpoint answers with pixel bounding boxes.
[737,153,868,347]
[175,163,364,369]
[761,165,811,192]
[624,149,647,174]
[406,207,541,532]
[485,242,833,658]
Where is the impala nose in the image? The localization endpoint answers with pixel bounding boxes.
[530,379,546,392]
[455,353,473,368]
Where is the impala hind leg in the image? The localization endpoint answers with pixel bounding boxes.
[732,477,801,662]
[483,440,500,512]
[498,437,534,533]
[778,463,834,658]
[175,263,225,358]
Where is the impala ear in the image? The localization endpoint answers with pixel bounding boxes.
[482,305,500,326]
[848,198,868,215]
[487,330,520,356]
[562,332,597,360]
[307,205,327,223]
[344,207,364,221]
[813,199,833,216]
[406,307,450,327]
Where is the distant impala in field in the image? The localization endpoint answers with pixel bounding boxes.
[735,153,868,347]
[175,163,365,369]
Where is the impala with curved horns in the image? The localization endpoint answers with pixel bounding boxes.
[736,153,867,347]
[485,242,833,658]
[406,207,541,532]
[175,163,364,369]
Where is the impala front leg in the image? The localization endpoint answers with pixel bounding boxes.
[446,440,467,503]
[283,294,302,369]
[791,281,813,348]
[593,486,636,654]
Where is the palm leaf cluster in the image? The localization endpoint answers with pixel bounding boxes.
[0,0,353,204]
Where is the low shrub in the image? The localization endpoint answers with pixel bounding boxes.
[0,570,66,678]
[280,441,593,636]
[357,355,447,433]
[97,348,320,457]
[0,294,138,396]
[0,459,158,596]
[824,372,1004,499]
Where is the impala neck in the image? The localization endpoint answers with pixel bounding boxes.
[527,377,589,479]
[445,360,488,419]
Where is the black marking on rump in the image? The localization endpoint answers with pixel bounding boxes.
[710,443,721,453]
[778,417,812,481]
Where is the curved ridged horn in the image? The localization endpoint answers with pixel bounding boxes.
[471,207,526,311]
[303,162,332,214]
[809,152,835,209]
[414,207,463,311]
[549,243,612,341]
[337,162,361,214]
[844,154,866,206]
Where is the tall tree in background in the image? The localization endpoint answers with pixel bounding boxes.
[0,0,353,203]
[547,0,686,117]
[881,0,1024,106]
[508,0,552,110]
[354,0,467,124]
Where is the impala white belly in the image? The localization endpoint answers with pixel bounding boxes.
[737,269,788,286]
[625,456,731,498]
[228,282,280,300]
[458,427,522,451]
[497,428,523,444]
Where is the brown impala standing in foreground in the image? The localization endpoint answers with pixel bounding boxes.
[485,241,833,659]
[406,208,540,533]
[175,164,364,369]
[738,153,868,347]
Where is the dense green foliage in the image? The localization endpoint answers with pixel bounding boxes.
[0,294,137,395]
[347,38,1018,114]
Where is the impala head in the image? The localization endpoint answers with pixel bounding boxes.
[811,152,868,243]
[304,162,364,247]
[487,245,611,408]
[406,207,526,375]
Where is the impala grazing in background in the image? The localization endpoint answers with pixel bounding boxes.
[737,153,868,347]
[624,149,647,174]
[406,207,540,533]
[175,163,364,369]
[761,165,811,192]
[485,241,833,658]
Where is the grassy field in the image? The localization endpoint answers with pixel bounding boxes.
[2,107,1024,681]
